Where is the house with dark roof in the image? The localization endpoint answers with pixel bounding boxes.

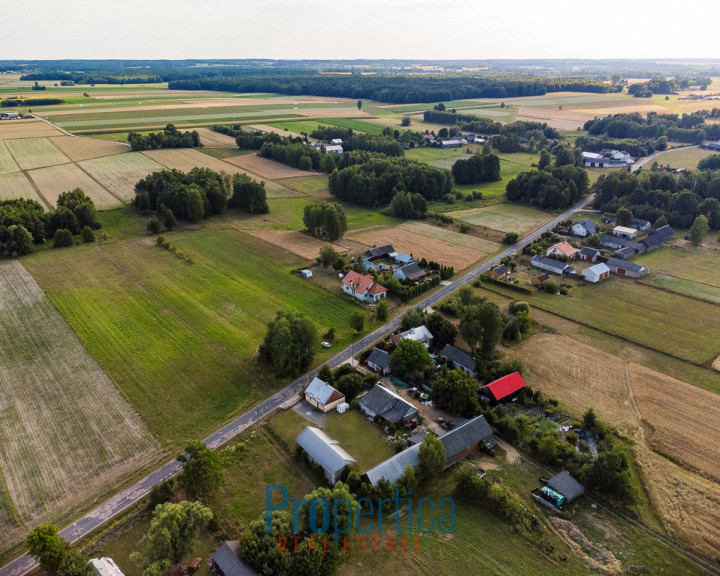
[547,471,584,503]
[439,344,475,375]
[295,426,356,484]
[531,255,569,275]
[367,348,391,375]
[571,218,597,237]
[394,262,426,282]
[578,247,600,262]
[614,246,636,260]
[641,224,674,252]
[481,371,526,403]
[598,234,645,255]
[212,541,258,576]
[304,377,345,413]
[362,244,395,261]
[358,384,418,425]
[440,416,493,467]
[488,264,509,280]
[632,218,652,231]
[341,270,387,303]
[531,273,550,286]
[606,257,649,278]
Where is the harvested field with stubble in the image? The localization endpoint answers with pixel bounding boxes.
[448,204,551,235]
[27,163,120,209]
[397,220,501,254]
[0,172,45,204]
[0,261,161,556]
[509,332,720,558]
[247,230,347,260]
[4,137,71,170]
[48,135,129,162]
[79,152,163,201]
[0,141,20,174]
[194,127,238,147]
[225,153,313,179]
[0,120,63,140]
[348,226,484,270]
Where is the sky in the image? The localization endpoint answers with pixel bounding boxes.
[2,0,719,61]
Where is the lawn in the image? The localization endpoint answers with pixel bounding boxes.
[23,229,368,448]
[635,245,720,288]
[657,146,717,170]
[482,275,720,365]
[650,274,720,304]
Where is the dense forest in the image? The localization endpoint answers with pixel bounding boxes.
[0,190,101,256]
[451,154,501,184]
[505,165,590,209]
[168,74,616,104]
[627,76,712,97]
[329,153,452,206]
[128,124,200,151]
[134,168,268,222]
[593,168,720,229]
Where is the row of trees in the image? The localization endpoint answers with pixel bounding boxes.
[0,189,101,257]
[170,74,615,104]
[1,98,65,107]
[259,140,333,172]
[583,111,720,145]
[593,168,720,229]
[329,154,452,206]
[505,165,590,210]
[134,168,268,222]
[128,124,200,151]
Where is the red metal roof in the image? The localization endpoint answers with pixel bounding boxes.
[483,371,526,401]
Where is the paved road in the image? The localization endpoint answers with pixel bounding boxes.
[631,145,697,173]
[0,195,594,576]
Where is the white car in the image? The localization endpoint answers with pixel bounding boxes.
[321,342,331,348]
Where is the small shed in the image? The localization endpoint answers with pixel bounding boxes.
[547,471,585,503]
[300,269,312,278]
[211,541,258,576]
[481,371,526,403]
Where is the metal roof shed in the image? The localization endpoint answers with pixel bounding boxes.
[547,471,584,503]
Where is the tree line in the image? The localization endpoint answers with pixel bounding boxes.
[128,124,200,151]
[0,189,100,257]
[169,73,616,104]
[1,98,65,107]
[593,167,720,229]
[134,168,268,222]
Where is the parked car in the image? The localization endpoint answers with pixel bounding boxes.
[321,341,331,348]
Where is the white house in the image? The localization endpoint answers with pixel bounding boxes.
[571,218,597,237]
[583,263,610,283]
[341,270,387,302]
[304,377,345,412]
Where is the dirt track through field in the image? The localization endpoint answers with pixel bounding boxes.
[0,261,161,555]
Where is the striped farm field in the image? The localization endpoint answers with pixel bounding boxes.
[79,152,163,202]
[48,135,129,162]
[448,203,552,234]
[224,153,312,179]
[397,220,501,253]
[4,137,71,170]
[27,164,120,209]
[0,119,63,140]
[0,261,161,557]
[0,172,45,204]
[0,141,20,174]
[142,148,246,174]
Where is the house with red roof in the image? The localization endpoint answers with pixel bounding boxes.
[341,270,387,303]
[481,371,526,403]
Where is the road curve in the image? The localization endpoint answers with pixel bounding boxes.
[0,195,594,576]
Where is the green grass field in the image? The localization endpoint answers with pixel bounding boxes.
[636,245,720,288]
[23,230,368,448]
[656,146,717,170]
[448,203,552,234]
[264,117,386,136]
[650,274,720,304]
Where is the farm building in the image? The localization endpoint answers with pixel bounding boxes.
[304,377,345,412]
[702,140,720,152]
[367,347,391,375]
[632,218,651,231]
[546,241,578,260]
[295,426,356,484]
[598,234,645,255]
[614,246,636,260]
[323,144,343,155]
[606,258,649,278]
[440,416,493,467]
[440,138,466,148]
[531,273,550,286]
[582,152,628,168]
[341,270,387,303]
[365,444,421,487]
[531,255,570,275]
[390,252,414,265]
[358,384,418,425]
[578,247,600,262]
[330,138,343,145]
[211,541,258,576]
[439,344,475,375]
[300,269,312,278]
[362,244,395,262]
[571,218,597,237]
[0,112,21,121]
[547,471,585,503]
[641,225,674,252]
[391,325,433,348]
[394,262,426,282]
[488,264,509,280]
[481,371,526,403]
[583,262,610,283]
[88,558,126,576]
[612,226,638,240]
